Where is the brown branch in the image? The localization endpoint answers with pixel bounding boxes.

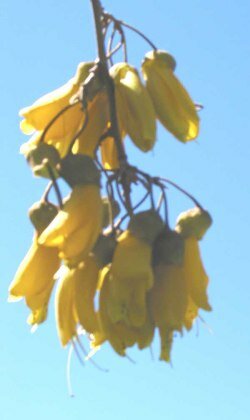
[90,0,133,214]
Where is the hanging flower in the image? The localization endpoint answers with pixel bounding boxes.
[9,237,60,326]
[19,62,94,140]
[142,50,199,142]
[72,91,110,157]
[38,184,103,260]
[110,63,156,152]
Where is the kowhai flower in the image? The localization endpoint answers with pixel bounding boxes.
[19,62,95,157]
[142,50,199,142]
[9,237,60,326]
[38,184,103,260]
[110,63,156,152]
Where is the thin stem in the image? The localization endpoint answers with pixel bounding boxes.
[67,106,89,154]
[41,181,53,203]
[160,177,203,209]
[91,0,126,163]
[103,12,157,51]
[40,102,79,143]
[90,0,133,214]
[120,20,157,50]
[46,163,63,209]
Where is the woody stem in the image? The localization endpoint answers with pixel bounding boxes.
[90,0,133,214]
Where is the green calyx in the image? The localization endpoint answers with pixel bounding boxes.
[92,234,117,268]
[153,229,185,266]
[128,210,164,244]
[26,143,60,179]
[58,154,100,188]
[175,207,212,240]
[29,201,58,234]
[142,50,177,72]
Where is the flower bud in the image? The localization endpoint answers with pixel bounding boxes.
[29,201,58,235]
[175,207,212,240]
[26,143,60,179]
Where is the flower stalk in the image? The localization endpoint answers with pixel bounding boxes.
[90,0,133,214]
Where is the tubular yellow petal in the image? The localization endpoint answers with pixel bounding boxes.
[9,239,60,301]
[73,92,109,157]
[107,231,154,328]
[19,62,94,139]
[150,264,188,331]
[19,81,82,136]
[39,186,102,258]
[100,136,120,170]
[55,267,77,346]
[74,255,100,333]
[27,305,48,326]
[142,50,199,142]
[95,270,137,356]
[159,327,173,363]
[184,296,199,331]
[184,238,212,311]
[135,307,155,350]
[110,63,156,152]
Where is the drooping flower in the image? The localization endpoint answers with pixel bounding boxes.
[100,136,120,170]
[19,62,94,141]
[106,231,153,327]
[9,237,60,325]
[106,211,163,328]
[72,91,110,157]
[55,266,77,346]
[183,237,211,311]
[142,50,199,142]
[110,63,156,152]
[92,267,154,356]
[38,184,103,260]
[73,254,101,334]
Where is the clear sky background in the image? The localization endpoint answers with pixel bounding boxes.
[1,0,250,419]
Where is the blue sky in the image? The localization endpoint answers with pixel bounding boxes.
[1,0,250,419]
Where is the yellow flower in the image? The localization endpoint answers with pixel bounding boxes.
[72,92,109,157]
[110,63,156,152]
[55,254,101,346]
[93,267,155,356]
[55,266,77,346]
[142,50,199,142]
[149,264,187,362]
[183,296,199,331]
[19,62,94,144]
[107,230,154,327]
[38,185,103,260]
[100,136,120,170]
[150,264,188,332]
[93,268,137,356]
[73,255,100,334]
[20,130,72,160]
[183,237,211,311]
[9,237,60,325]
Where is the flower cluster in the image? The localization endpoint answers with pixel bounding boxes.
[9,5,212,364]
